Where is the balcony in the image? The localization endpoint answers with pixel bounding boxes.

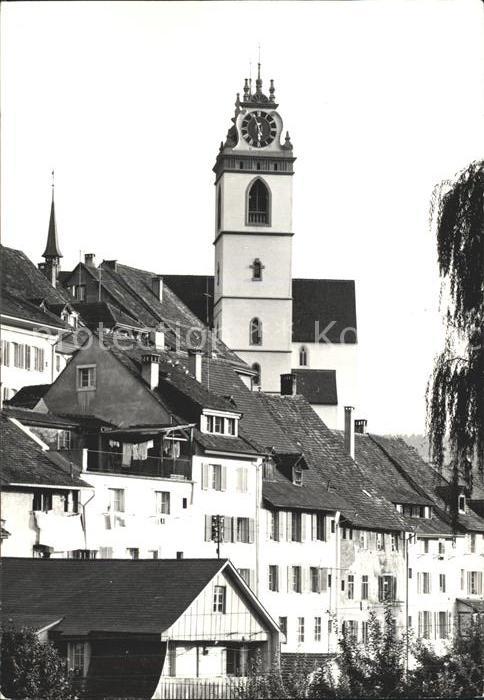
[85,450,192,480]
[248,211,268,224]
[154,677,246,700]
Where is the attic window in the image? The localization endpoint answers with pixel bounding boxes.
[293,465,303,486]
[77,365,96,391]
[458,495,466,514]
[204,413,238,437]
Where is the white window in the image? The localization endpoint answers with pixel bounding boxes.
[361,575,369,600]
[347,574,354,599]
[378,575,397,602]
[226,418,236,435]
[108,488,125,513]
[314,617,321,642]
[293,465,303,486]
[268,565,279,591]
[438,611,450,639]
[214,416,224,433]
[359,530,368,549]
[439,574,446,593]
[238,568,251,587]
[470,534,476,553]
[34,347,45,372]
[67,642,89,677]
[213,585,226,613]
[211,464,226,491]
[236,467,248,493]
[418,611,432,639]
[417,572,431,594]
[391,533,399,552]
[24,345,31,370]
[155,491,170,515]
[362,621,369,645]
[1,340,10,367]
[268,510,279,541]
[291,566,302,593]
[297,617,305,643]
[467,571,483,595]
[57,430,72,450]
[13,343,24,368]
[376,533,385,551]
[77,365,96,390]
[458,494,466,513]
[204,414,237,436]
[311,513,325,541]
[99,547,113,559]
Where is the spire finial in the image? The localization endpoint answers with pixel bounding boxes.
[51,169,55,201]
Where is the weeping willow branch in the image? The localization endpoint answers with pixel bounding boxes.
[426,160,484,521]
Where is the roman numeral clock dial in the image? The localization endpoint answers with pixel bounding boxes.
[241,110,277,148]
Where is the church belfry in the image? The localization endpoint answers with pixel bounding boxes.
[213,66,295,392]
[40,171,63,288]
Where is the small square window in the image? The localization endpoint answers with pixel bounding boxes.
[77,365,96,390]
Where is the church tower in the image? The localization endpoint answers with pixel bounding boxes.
[40,171,63,288]
[213,66,295,392]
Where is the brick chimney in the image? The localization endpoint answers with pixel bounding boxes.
[84,253,96,267]
[355,419,367,435]
[344,406,355,460]
[187,349,202,383]
[151,275,163,302]
[280,373,297,396]
[141,353,160,390]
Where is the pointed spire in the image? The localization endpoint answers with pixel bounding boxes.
[269,79,275,102]
[42,170,62,259]
[255,61,262,94]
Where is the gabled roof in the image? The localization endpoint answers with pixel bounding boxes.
[2,558,229,635]
[3,407,81,429]
[370,435,484,534]
[1,245,68,306]
[258,394,411,532]
[71,301,144,331]
[160,275,358,344]
[6,384,51,409]
[0,414,89,488]
[1,290,66,329]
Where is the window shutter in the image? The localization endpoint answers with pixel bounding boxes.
[301,514,307,542]
[433,612,438,640]
[287,566,291,593]
[249,569,255,591]
[311,514,316,540]
[223,516,231,543]
[301,567,308,593]
[467,571,471,594]
[204,515,212,541]
[278,512,285,541]
[201,463,209,490]
[320,567,328,592]
[378,576,383,601]
[266,510,271,541]
[417,573,421,594]
[221,465,227,491]
[236,468,242,492]
[418,612,422,637]
[248,519,255,544]
[231,516,236,543]
[286,512,292,541]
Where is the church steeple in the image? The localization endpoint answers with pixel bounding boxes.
[42,171,62,260]
[40,171,62,288]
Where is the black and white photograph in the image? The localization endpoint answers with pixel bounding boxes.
[1,1,483,698]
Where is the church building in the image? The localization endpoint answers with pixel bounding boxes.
[165,66,359,428]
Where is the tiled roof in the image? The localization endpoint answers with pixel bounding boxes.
[1,245,68,306]
[0,414,89,488]
[6,384,51,409]
[284,369,338,405]
[258,395,410,531]
[194,429,260,456]
[160,275,358,344]
[4,407,81,429]
[292,278,357,344]
[2,557,226,635]
[71,301,144,330]
[370,435,484,534]
[1,290,66,329]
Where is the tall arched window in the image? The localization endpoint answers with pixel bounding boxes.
[247,179,270,225]
[216,187,222,230]
[252,362,261,387]
[249,318,262,346]
[299,346,308,366]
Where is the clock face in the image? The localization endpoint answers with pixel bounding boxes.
[241,110,277,148]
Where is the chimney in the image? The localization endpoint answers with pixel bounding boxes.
[355,419,367,435]
[104,260,118,272]
[149,328,165,351]
[151,275,163,302]
[280,373,297,396]
[188,349,202,383]
[141,352,160,390]
[344,406,355,460]
[84,253,96,267]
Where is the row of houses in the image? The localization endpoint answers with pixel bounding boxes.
[1,240,483,698]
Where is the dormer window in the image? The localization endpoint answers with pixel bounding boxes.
[293,465,303,486]
[203,411,239,437]
[458,495,466,514]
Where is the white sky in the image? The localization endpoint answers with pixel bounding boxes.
[2,0,484,434]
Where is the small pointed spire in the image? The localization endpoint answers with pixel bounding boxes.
[255,61,262,94]
[269,79,275,102]
[42,170,62,259]
[243,78,250,99]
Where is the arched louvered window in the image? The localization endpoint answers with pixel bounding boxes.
[252,363,261,387]
[249,318,262,346]
[299,346,308,366]
[247,179,270,225]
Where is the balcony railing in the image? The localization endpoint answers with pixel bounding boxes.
[248,211,268,224]
[154,677,246,700]
[86,450,192,480]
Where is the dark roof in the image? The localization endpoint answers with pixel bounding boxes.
[159,275,357,344]
[258,395,410,531]
[370,435,484,534]
[456,599,484,613]
[3,407,81,429]
[287,369,337,405]
[1,290,66,329]
[71,301,144,331]
[2,558,227,635]
[194,429,260,456]
[1,245,68,306]
[292,278,357,344]
[6,384,51,409]
[0,414,89,488]
[42,199,62,258]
